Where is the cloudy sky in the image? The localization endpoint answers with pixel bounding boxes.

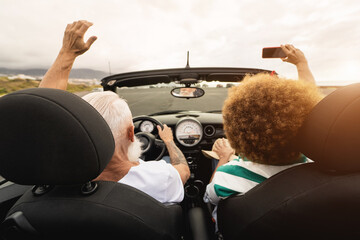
[1,0,359,85]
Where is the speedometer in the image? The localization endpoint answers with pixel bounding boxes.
[175,118,203,147]
[139,120,155,133]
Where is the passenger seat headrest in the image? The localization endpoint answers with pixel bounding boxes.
[297,83,360,172]
[0,88,115,185]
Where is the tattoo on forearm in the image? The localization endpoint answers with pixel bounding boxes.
[166,141,188,166]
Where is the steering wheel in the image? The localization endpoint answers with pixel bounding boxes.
[133,116,166,161]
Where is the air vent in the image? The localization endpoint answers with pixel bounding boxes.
[204,125,216,137]
[176,114,199,118]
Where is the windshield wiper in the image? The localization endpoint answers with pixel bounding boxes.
[149,110,187,116]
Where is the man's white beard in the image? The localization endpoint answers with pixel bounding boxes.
[127,137,143,162]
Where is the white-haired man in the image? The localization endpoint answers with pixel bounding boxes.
[39,20,190,203]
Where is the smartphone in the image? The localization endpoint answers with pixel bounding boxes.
[262,47,287,58]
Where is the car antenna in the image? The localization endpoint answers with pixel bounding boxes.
[185,51,190,68]
[108,61,112,75]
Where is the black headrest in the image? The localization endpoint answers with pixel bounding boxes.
[297,83,360,172]
[0,88,115,185]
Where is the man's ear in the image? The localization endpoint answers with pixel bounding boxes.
[128,125,135,142]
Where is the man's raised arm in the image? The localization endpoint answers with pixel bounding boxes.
[39,20,97,90]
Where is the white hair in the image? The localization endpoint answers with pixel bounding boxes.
[127,137,143,162]
[82,91,133,144]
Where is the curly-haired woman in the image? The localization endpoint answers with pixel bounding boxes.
[204,44,324,230]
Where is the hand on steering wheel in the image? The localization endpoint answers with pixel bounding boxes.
[133,116,166,161]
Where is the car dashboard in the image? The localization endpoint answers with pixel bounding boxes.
[134,111,225,201]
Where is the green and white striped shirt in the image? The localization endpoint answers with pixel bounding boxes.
[204,155,309,205]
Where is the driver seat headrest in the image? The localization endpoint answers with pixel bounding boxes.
[297,83,360,172]
[0,88,115,185]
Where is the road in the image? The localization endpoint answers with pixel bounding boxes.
[117,86,339,116]
[117,88,229,116]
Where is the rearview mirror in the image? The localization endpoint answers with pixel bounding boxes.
[171,87,205,98]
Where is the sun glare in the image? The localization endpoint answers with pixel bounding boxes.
[341,61,360,83]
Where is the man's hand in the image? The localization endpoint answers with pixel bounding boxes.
[157,124,174,143]
[39,20,97,90]
[61,20,97,57]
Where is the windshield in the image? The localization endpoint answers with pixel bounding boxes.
[116,86,230,116]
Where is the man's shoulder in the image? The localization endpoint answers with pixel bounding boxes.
[133,159,175,174]
[124,160,175,183]
[138,159,169,167]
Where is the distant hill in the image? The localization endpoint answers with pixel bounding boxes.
[0,67,108,80]
[0,76,101,96]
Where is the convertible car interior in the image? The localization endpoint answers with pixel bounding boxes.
[101,67,273,201]
[1,65,360,239]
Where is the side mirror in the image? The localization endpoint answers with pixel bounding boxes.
[171,87,205,98]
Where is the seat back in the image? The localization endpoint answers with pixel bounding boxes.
[4,182,183,239]
[0,88,183,239]
[218,83,360,238]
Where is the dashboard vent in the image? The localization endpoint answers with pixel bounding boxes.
[176,114,199,118]
[204,125,216,137]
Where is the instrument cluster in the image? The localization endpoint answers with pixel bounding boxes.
[175,118,203,147]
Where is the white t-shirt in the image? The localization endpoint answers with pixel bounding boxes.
[119,159,184,203]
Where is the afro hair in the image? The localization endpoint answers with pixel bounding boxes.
[223,73,323,165]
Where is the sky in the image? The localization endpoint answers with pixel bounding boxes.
[0,0,360,85]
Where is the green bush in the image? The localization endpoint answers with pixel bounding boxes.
[0,88,8,94]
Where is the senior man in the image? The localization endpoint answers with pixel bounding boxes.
[39,20,190,203]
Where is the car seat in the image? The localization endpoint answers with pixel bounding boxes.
[0,88,183,239]
[217,83,360,239]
